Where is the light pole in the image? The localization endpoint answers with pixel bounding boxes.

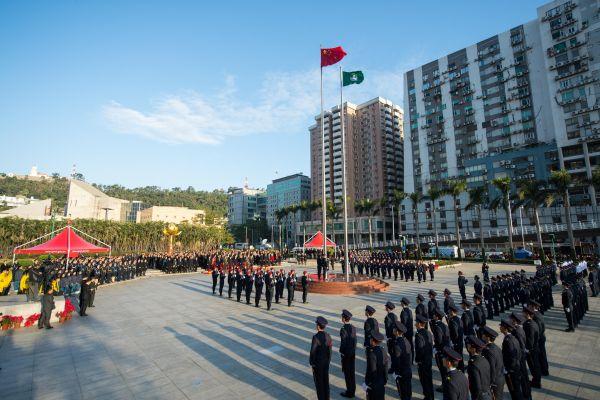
[550,233,556,261]
[519,206,525,248]
[391,205,395,245]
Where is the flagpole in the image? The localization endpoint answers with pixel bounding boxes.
[339,66,350,283]
[320,45,328,279]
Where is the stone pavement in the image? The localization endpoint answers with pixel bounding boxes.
[0,261,598,400]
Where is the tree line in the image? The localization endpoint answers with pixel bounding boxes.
[274,168,600,261]
[0,218,233,258]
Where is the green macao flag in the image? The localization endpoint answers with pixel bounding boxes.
[342,70,364,86]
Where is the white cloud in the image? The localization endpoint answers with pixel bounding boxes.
[103,59,422,145]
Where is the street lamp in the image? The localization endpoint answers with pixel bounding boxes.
[549,233,556,261]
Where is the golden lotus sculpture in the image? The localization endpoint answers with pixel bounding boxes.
[163,223,181,254]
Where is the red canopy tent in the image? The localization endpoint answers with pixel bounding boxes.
[303,231,336,248]
[13,223,111,266]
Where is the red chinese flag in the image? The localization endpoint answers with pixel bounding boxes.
[321,46,347,67]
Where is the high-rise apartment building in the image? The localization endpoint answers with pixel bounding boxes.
[401,0,599,241]
[309,97,404,215]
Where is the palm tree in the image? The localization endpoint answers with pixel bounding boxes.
[466,186,488,261]
[379,197,388,243]
[288,204,299,246]
[354,198,377,248]
[514,179,554,263]
[409,191,424,259]
[491,177,514,259]
[426,187,442,258]
[299,200,310,245]
[444,179,467,258]
[550,169,576,257]
[392,190,407,242]
[326,200,342,244]
[274,208,287,249]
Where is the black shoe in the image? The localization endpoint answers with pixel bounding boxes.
[340,392,355,398]
[89,305,95,308]
[530,381,541,389]
[80,313,87,317]
[565,328,574,332]
[436,386,444,393]
[46,326,54,329]
[38,326,43,329]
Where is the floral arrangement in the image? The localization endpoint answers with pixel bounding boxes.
[10,316,24,329]
[24,314,40,328]
[0,316,11,330]
[56,299,76,323]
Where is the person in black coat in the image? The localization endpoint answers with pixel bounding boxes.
[391,321,412,400]
[523,306,542,388]
[211,268,219,294]
[443,288,456,315]
[465,335,493,400]
[483,279,495,319]
[339,310,357,398]
[364,305,379,348]
[400,297,414,363]
[364,331,388,400]
[529,300,549,376]
[227,268,235,298]
[244,271,254,305]
[265,271,274,311]
[561,282,575,332]
[473,294,487,338]
[474,275,483,296]
[79,275,91,317]
[286,271,296,307]
[310,316,333,400]
[235,269,244,302]
[38,287,56,329]
[432,309,451,392]
[509,312,532,399]
[384,301,398,365]
[448,305,465,371]
[254,271,264,307]
[460,300,475,337]
[415,293,428,330]
[218,268,226,296]
[442,346,469,400]
[415,315,434,400]
[458,271,468,300]
[301,271,310,303]
[500,319,524,400]
[427,290,439,320]
[481,326,505,400]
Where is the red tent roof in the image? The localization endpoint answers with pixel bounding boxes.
[15,226,110,257]
[303,231,336,248]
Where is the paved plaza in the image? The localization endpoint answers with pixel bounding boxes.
[0,261,598,400]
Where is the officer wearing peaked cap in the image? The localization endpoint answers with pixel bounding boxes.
[400,297,414,363]
[391,321,412,400]
[416,293,428,330]
[465,335,493,400]
[364,331,388,400]
[339,310,356,398]
[415,314,434,400]
[481,326,505,400]
[310,316,332,400]
[384,301,398,367]
[364,305,379,348]
[427,290,439,320]
[442,346,469,400]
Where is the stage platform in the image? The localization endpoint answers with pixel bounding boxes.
[300,273,389,295]
[0,294,67,323]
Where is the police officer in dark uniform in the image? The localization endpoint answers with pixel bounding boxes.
[400,297,414,363]
[265,270,274,310]
[227,268,235,298]
[391,321,412,400]
[244,270,254,305]
[364,305,379,348]
[211,268,219,294]
[461,299,475,337]
[415,315,434,400]
[448,304,465,371]
[473,294,487,338]
[415,293,428,330]
[561,282,575,332]
[301,271,310,303]
[474,275,483,296]
[481,326,505,400]
[523,306,542,389]
[444,288,456,315]
[339,310,357,398]
[218,268,226,296]
[427,289,439,320]
[483,279,495,319]
[254,271,264,307]
[465,335,492,400]
[442,346,469,400]
[458,271,468,300]
[529,300,549,376]
[364,331,388,400]
[432,309,451,392]
[235,269,244,302]
[500,318,524,400]
[384,301,398,366]
[310,316,333,400]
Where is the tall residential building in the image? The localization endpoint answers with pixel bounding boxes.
[266,173,311,246]
[227,186,267,226]
[401,0,599,240]
[309,97,404,216]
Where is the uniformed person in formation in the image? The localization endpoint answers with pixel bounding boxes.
[364,305,379,348]
[465,335,492,400]
[442,346,469,400]
[301,271,310,303]
[414,315,434,400]
[443,288,456,315]
[391,321,412,400]
[339,309,357,398]
[364,331,388,400]
[481,326,505,400]
[500,318,525,400]
[460,299,475,337]
[561,282,575,332]
[427,290,439,320]
[265,270,274,311]
[218,268,226,296]
[211,268,219,294]
[310,316,333,400]
[448,305,464,371]
[522,306,542,389]
[415,294,428,329]
[529,300,549,376]
[473,294,487,338]
[399,297,414,363]
[432,308,450,392]
[384,301,398,366]
[457,271,468,300]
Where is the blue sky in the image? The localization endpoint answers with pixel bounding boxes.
[0,0,549,191]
